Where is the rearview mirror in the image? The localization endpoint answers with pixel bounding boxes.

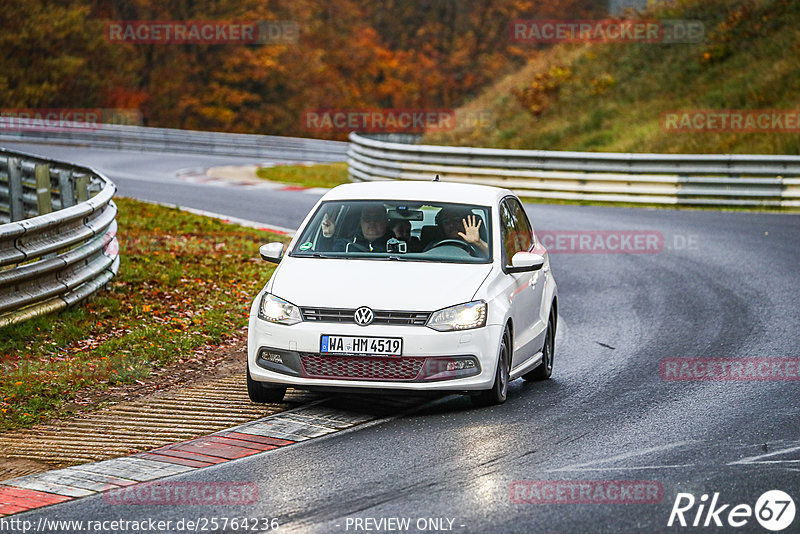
[387,208,424,221]
[508,252,544,273]
[259,242,284,263]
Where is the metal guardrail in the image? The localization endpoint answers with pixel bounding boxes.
[0,148,119,327]
[348,133,800,207]
[0,120,348,162]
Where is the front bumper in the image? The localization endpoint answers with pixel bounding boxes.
[247,317,502,392]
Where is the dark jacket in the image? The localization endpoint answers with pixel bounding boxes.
[318,230,393,253]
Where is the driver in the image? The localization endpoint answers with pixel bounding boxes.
[436,206,489,256]
[318,204,393,252]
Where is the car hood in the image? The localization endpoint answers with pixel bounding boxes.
[270,257,493,311]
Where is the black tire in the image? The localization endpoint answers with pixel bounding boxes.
[472,326,511,407]
[523,310,555,381]
[247,365,287,403]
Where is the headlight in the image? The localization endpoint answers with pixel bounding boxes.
[258,293,302,325]
[427,301,487,331]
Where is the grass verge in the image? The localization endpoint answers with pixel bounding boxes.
[256,162,350,189]
[0,197,288,431]
[424,0,800,155]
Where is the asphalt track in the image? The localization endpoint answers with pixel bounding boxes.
[3,141,800,533]
[0,141,324,230]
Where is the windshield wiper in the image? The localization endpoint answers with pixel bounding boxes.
[302,252,338,259]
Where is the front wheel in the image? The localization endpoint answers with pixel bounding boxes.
[523,311,555,381]
[472,327,511,407]
[247,365,287,403]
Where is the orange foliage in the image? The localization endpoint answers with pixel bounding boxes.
[3,0,605,138]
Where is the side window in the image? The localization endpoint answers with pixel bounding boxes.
[500,198,533,267]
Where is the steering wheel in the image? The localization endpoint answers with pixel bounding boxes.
[423,238,480,257]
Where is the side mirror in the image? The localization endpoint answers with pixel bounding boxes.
[259,242,284,263]
[508,252,544,273]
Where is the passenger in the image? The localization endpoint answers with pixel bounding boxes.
[390,219,422,252]
[435,206,489,256]
[319,204,393,252]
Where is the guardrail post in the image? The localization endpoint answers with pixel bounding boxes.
[35,164,53,215]
[8,157,24,222]
[75,175,90,202]
[57,169,76,208]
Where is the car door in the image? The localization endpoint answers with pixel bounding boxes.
[500,197,546,368]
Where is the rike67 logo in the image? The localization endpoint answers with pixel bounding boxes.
[668,490,795,531]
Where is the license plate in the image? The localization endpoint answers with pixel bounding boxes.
[320,335,402,357]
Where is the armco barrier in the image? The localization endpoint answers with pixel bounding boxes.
[348,133,800,207]
[0,148,119,327]
[0,120,348,162]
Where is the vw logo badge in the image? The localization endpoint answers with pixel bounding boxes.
[354,307,374,326]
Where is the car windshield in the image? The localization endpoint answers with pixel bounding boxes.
[291,200,492,264]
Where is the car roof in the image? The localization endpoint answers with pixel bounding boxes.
[319,180,514,206]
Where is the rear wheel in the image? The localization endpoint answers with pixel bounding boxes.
[247,365,287,403]
[472,326,511,407]
[523,310,555,381]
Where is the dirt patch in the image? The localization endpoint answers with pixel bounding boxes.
[0,329,303,482]
[56,330,248,419]
[0,458,52,481]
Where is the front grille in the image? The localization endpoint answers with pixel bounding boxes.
[301,307,431,326]
[374,310,432,326]
[301,308,354,323]
[301,355,425,381]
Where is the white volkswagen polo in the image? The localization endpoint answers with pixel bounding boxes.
[247,180,557,406]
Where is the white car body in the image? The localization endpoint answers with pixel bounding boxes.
[247,181,557,405]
